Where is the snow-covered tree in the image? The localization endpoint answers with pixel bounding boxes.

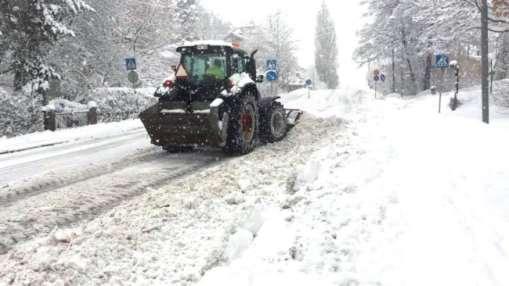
[264,12,299,89]
[195,9,232,40]
[315,1,339,89]
[355,0,423,94]
[354,0,506,95]
[0,0,91,98]
[175,0,200,42]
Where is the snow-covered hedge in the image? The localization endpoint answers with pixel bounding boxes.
[0,87,158,137]
[42,98,89,113]
[88,87,157,114]
[0,87,43,137]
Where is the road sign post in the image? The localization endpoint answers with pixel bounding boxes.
[266,59,278,96]
[125,58,137,71]
[305,79,313,99]
[125,57,138,89]
[373,69,380,99]
[128,70,139,89]
[433,54,450,114]
[449,62,461,111]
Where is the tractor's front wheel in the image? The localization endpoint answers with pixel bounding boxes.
[261,102,288,143]
[223,93,258,155]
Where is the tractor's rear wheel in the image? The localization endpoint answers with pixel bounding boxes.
[223,93,258,155]
[261,102,288,143]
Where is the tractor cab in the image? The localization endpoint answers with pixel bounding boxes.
[159,42,259,102]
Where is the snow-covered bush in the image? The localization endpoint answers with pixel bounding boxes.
[43,99,89,113]
[0,87,43,137]
[88,88,157,114]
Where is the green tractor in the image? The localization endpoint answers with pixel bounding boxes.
[139,41,301,154]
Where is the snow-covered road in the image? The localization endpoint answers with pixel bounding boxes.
[1,86,508,286]
[0,122,227,255]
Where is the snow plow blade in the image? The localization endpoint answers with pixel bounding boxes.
[286,109,303,127]
[139,102,227,147]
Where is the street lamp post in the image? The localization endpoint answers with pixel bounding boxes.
[481,0,490,124]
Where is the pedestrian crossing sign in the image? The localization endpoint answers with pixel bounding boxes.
[434,54,449,68]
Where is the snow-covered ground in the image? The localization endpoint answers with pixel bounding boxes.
[0,119,144,155]
[1,85,508,286]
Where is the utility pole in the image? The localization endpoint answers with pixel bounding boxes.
[481,0,490,124]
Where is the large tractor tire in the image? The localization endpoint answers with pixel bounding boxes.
[223,93,258,155]
[261,102,288,143]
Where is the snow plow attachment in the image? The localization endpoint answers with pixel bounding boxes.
[286,109,303,127]
[139,101,229,148]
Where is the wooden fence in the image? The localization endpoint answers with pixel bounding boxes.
[43,107,139,131]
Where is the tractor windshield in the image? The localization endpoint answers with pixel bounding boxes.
[182,53,227,83]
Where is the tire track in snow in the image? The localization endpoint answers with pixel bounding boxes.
[0,148,161,208]
[0,129,147,173]
[0,152,226,255]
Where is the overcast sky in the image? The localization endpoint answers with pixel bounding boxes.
[200,0,368,87]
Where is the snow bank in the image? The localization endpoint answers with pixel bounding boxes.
[199,84,509,286]
[280,87,370,119]
[286,85,509,286]
[0,119,143,154]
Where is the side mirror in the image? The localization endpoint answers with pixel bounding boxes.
[256,75,264,83]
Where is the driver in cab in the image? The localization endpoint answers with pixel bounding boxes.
[206,59,225,80]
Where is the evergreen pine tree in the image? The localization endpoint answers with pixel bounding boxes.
[0,0,91,96]
[315,1,339,89]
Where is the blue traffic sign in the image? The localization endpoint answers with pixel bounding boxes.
[266,59,278,82]
[266,59,277,71]
[380,74,386,82]
[305,79,313,86]
[434,54,449,68]
[125,58,137,71]
[266,70,278,81]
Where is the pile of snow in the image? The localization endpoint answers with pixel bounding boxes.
[280,87,370,119]
[198,84,509,286]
